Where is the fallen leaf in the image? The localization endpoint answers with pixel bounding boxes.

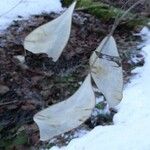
[90,36,123,107]
[24,2,76,62]
[34,74,95,141]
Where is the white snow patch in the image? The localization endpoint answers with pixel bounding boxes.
[0,0,62,30]
[51,27,150,150]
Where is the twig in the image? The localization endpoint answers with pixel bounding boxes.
[0,100,19,107]
[109,0,144,36]
[76,0,131,11]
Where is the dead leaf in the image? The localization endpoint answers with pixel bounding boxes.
[34,74,95,141]
[90,36,123,107]
[24,2,76,62]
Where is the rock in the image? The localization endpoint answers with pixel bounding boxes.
[0,85,9,95]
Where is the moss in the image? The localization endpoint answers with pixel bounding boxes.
[96,103,105,110]
[0,127,28,150]
[54,74,80,92]
[90,7,149,26]
[62,0,149,27]
[123,17,149,28]
[13,131,28,145]
[62,0,93,7]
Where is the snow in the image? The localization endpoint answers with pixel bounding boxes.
[0,0,62,30]
[51,27,150,150]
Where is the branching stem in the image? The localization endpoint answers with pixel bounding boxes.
[90,0,145,70]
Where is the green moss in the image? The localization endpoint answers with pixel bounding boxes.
[79,2,133,21]
[0,128,28,150]
[124,17,149,28]
[62,0,93,7]
[13,131,28,145]
[77,0,93,7]
[96,103,105,110]
[89,6,149,26]
[62,0,149,27]
[56,74,77,83]
[55,74,80,92]
[87,6,119,21]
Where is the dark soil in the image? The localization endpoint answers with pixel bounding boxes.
[0,7,145,150]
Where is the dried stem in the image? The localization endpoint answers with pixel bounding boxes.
[109,0,144,36]
[90,0,145,69]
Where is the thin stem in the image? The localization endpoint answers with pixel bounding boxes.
[90,0,144,70]
[109,0,144,36]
